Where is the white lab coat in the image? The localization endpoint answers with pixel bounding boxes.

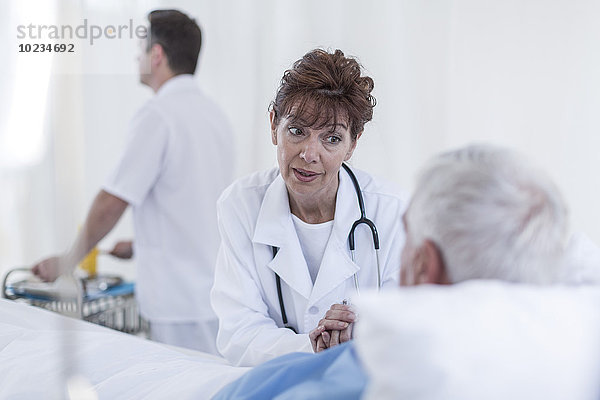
[211,166,407,366]
[103,75,233,351]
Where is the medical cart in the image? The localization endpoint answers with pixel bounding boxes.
[2,267,148,336]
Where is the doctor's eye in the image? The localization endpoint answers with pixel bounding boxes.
[324,135,342,144]
[288,127,304,136]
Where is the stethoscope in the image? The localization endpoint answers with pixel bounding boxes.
[272,163,381,333]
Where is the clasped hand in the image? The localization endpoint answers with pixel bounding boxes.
[309,303,357,352]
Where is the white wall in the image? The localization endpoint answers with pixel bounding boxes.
[2,0,600,280]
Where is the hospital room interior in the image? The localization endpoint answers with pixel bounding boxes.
[2,0,600,399]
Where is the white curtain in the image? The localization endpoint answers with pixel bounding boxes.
[1,0,57,278]
[3,0,600,279]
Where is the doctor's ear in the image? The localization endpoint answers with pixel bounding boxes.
[270,110,278,145]
[344,131,362,161]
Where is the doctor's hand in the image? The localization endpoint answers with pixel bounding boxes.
[309,325,338,353]
[321,303,357,349]
[32,255,64,282]
[309,325,329,353]
[328,322,354,348]
[107,240,134,259]
[309,304,357,352]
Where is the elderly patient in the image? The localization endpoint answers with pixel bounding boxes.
[308,143,569,351]
[213,143,589,400]
[399,143,566,286]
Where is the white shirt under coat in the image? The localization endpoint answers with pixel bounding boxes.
[211,166,407,366]
[103,74,234,323]
[292,215,334,283]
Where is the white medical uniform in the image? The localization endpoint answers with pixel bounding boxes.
[103,74,233,353]
[211,166,407,366]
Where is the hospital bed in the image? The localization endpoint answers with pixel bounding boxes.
[0,297,249,399]
[2,280,599,399]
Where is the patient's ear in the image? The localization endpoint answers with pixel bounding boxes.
[417,240,449,285]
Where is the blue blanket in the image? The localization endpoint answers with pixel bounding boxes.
[213,342,367,400]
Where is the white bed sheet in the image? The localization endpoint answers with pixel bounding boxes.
[355,281,600,400]
[0,299,248,399]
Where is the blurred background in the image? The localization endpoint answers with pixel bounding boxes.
[2,0,599,281]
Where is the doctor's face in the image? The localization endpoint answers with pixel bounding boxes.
[270,109,359,205]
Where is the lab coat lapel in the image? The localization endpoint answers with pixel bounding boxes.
[309,168,361,305]
[253,173,312,300]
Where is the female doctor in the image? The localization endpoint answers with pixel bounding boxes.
[211,49,407,367]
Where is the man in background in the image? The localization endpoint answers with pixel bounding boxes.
[33,9,233,353]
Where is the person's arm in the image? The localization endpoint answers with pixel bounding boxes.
[211,238,312,366]
[210,198,312,367]
[107,240,134,259]
[32,190,128,281]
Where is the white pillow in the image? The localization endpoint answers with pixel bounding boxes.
[354,281,600,400]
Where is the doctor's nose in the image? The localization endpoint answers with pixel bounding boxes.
[299,138,320,163]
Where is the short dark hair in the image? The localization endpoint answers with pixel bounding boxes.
[147,9,202,75]
[270,49,376,140]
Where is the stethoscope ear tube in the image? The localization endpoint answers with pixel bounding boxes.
[349,218,380,250]
[342,163,380,253]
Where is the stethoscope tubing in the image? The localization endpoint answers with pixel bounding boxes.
[274,163,381,332]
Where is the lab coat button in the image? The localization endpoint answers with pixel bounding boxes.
[308,306,319,315]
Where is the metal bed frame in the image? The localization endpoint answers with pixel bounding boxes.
[2,267,148,335]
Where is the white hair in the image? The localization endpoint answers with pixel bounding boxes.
[406,144,569,284]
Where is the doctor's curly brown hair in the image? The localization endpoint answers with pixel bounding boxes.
[269,49,376,140]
